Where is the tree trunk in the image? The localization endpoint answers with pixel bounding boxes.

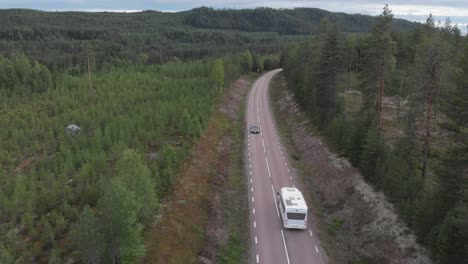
[377,61,385,134]
[348,66,352,90]
[87,49,93,92]
[422,68,436,179]
[397,73,403,119]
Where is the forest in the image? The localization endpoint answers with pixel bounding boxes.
[1,4,465,264]
[0,7,417,70]
[0,50,274,262]
[281,5,467,263]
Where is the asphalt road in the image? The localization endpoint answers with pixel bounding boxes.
[246,69,326,264]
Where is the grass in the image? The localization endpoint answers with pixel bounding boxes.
[142,78,246,263]
[326,218,345,235]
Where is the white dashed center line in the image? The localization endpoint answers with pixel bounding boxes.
[315,246,319,253]
[309,230,313,237]
[265,157,272,178]
[281,229,291,264]
[271,185,279,217]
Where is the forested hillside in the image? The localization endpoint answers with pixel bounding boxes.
[0,7,417,70]
[0,53,258,262]
[282,5,467,263]
[184,7,416,34]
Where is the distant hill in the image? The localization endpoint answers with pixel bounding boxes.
[0,7,418,68]
[183,7,418,34]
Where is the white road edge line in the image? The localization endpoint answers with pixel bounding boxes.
[281,229,291,264]
[271,185,280,217]
[265,157,272,177]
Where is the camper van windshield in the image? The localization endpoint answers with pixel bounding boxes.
[287,213,306,220]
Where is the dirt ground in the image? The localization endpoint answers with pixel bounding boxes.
[142,77,250,264]
[271,74,432,264]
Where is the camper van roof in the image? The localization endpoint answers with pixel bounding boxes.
[280,187,307,209]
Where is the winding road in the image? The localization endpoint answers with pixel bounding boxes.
[246,69,326,264]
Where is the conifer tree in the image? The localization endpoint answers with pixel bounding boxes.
[362,4,396,132]
[71,206,104,264]
[240,50,253,74]
[98,178,145,264]
[414,15,452,179]
[116,149,158,225]
[209,58,224,90]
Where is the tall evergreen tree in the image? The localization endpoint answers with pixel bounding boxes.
[361,4,396,132]
[209,58,224,90]
[240,50,253,74]
[314,17,342,126]
[413,15,452,179]
[71,206,104,264]
[98,178,145,264]
[116,149,158,225]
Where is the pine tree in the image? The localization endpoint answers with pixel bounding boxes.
[413,15,452,179]
[98,178,145,264]
[47,248,61,264]
[437,199,468,263]
[361,4,396,132]
[240,50,253,74]
[314,17,342,126]
[359,128,384,184]
[209,58,224,90]
[446,39,468,127]
[116,149,158,224]
[71,206,104,264]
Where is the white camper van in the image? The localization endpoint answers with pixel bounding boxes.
[277,187,308,229]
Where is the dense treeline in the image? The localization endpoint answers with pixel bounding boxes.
[0,53,252,263]
[0,8,299,70]
[184,7,417,34]
[0,7,418,70]
[282,5,467,263]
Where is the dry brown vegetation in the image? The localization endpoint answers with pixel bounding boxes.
[143,78,250,264]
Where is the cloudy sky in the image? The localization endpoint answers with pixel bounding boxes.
[1,0,467,32]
